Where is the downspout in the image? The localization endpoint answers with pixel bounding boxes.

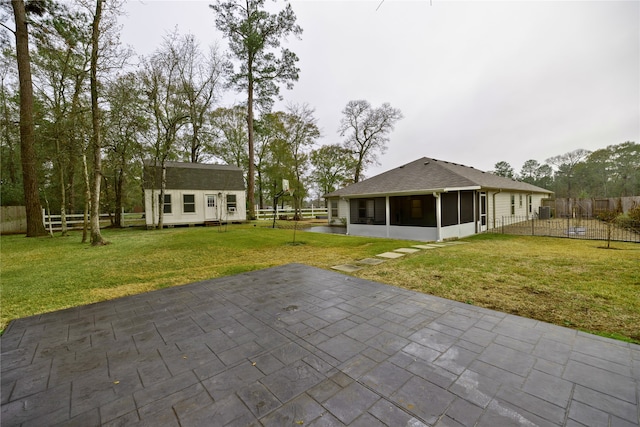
[492,189,502,230]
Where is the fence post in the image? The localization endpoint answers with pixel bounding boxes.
[501,216,504,234]
[531,217,534,236]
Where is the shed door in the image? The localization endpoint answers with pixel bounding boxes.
[205,195,217,220]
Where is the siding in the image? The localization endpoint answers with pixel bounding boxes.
[145,189,246,226]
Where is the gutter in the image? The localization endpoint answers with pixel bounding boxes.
[327,187,483,199]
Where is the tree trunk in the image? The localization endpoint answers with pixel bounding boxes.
[56,139,68,236]
[114,162,124,227]
[158,163,166,229]
[68,74,84,214]
[246,70,255,220]
[257,169,264,209]
[89,0,105,245]
[82,151,91,243]
[11,0,47,237]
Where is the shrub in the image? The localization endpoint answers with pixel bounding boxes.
[627,205,640,222]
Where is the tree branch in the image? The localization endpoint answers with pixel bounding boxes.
[0,22,15,34]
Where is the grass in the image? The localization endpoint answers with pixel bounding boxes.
[356,233,640,343]
[1,224,639,343]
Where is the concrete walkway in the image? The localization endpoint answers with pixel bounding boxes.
[331,241,467,273]
[1,264,638,426]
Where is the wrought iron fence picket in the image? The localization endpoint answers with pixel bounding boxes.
[488,216,640,243]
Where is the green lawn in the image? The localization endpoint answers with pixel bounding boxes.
[1,224,639,343]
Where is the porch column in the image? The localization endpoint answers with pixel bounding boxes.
[385,196,390,238]
[344,198,350,235]
[434,192,442,242]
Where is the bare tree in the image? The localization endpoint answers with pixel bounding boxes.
[140,31,189,229]
[175,35,227,162]
[338,100,403,183]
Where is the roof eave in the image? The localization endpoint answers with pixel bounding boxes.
[325,186,483,199]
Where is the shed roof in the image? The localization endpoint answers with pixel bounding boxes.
[325,157,553,198]
[143,161,245,191]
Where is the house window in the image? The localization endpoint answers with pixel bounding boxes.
[529,195,533,213]
[411,199,422,218]
[227,194,237,212]
[330,200,338,218]
[519,194,523,208]
[207,196,215,208]
[350,198,385,224]
[183,194,195,213]
[511,195,515,215]
[159,194,171,214]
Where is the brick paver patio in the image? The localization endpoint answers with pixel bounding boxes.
[1,264,638,426]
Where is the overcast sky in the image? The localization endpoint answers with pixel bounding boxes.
[120,0,639,177]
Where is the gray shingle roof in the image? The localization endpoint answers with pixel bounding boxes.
[325,157,553,198]
[143,161,245,191]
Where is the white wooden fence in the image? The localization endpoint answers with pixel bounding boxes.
[42,210,112,232]
[41,210,146,232]
[254,207,328,221]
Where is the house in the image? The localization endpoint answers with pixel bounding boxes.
[143,161,246,228]
[324,157,553,241]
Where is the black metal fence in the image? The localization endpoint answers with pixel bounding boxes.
[487,216,640,243]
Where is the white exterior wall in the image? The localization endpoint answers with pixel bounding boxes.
[328,198,349,225]
[530,194,548,217]
[348,223,388,238]
[440,222,476,240]
[144,189,246,227]
[388,226,438,242]
[488,191,550,229]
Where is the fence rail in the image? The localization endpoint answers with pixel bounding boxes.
[42,210,144,232]
[487,216,640,243]
[254,207,328,221]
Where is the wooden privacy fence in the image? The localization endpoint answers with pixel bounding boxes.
[254,207,328,221]
[0,206,27,234]
[543,196,640,218]
[488,216,640,243]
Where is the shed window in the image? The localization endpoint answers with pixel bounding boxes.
[511,195,515,215]
[183,194,195,213]
[159,194,172,214]
[227,194,237,212]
